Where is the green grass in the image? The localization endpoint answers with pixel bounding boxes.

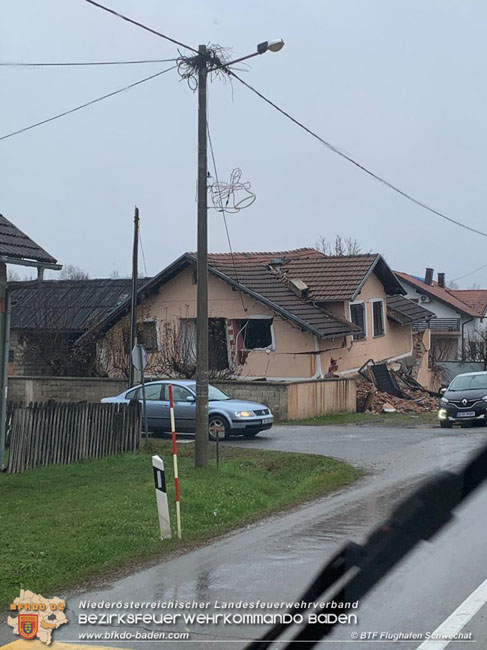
[280,411,439,427]
[0,441,361,608]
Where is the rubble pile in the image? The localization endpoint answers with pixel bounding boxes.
[356,372,439,414]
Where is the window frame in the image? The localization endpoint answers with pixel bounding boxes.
[143,383,164,401]
[239,316,276,351]
[349,301,367,341]
[170,384,194,402]
[371,298,386,338]
[138,319,159,352]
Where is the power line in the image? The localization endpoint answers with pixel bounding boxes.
[0,58,177,67]
[82,0,198,54]
[206,115,247,312]
[0,65,176,142]
[229,71,487,240]
[451,263,487,283]
[139,230,149,278]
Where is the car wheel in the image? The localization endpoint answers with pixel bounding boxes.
[208,415,230,441]
[440,420,452,429]
[243,430,261,438]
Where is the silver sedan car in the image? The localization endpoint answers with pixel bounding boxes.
[101,380,274,439]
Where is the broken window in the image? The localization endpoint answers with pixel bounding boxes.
[179,319,197,360]
[372,300,385,337]
[179,318,229,370]
[238,318,273,350]
[137,320,158,351]
[350,303,366,340]
[209,318,229,370]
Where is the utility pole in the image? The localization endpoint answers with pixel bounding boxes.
[195,45,209,469]
[129,206,139,387]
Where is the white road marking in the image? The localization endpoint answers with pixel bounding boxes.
[416,576,487,649]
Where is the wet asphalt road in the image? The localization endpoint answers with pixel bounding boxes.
[3,423,487,649]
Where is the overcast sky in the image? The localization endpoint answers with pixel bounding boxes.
[2,0,487,287]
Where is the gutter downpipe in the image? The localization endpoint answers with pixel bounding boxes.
[461,316,474,361]
[312,335,324,379]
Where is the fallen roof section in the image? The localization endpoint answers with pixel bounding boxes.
[386,294,436,325]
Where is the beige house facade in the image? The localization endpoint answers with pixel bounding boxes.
[95,249,434,384]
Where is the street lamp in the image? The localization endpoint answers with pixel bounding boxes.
[194,40,284,469]
[257,39,285,54]
[214,39,285,69]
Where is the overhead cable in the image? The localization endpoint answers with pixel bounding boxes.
[0,65,176,142]
[82,0,198,54]
[451,263,487,283]
[229,71,487,240]
[0,58,177,67]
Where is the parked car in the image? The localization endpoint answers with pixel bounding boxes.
[438,371,487,428]
[101,380,274,439]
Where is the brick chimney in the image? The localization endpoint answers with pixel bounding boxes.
[438,272,445,288]
[424,268,434,286]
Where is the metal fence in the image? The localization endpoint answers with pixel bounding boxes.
[7,401,141,474]
[413,318,461,332]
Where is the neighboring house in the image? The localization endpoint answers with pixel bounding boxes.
[396,268,485,361]
[9,278,150,375]
[91,248,434,383]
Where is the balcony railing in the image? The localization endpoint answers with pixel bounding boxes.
[413,318,461,333]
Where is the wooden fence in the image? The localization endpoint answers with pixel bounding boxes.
[7,401,141,474]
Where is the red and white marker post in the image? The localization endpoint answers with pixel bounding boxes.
[168,384,182,539]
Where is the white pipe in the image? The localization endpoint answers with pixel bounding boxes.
[312,336,324,379]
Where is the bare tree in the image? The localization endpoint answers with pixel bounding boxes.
[59,265,90,280]
[315,235,365,256]
[431,337,458,363]
[100,317,238,380]
[15,285,100,376]
[464,327,487,370]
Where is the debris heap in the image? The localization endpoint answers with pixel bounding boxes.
[356,369,439,414]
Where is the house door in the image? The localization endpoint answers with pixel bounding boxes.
[209,318,229,371]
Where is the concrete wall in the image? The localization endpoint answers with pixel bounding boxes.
[8,376,127,404]
[214,378,356,420]
[8,376,356,421]
[287,379,356,420]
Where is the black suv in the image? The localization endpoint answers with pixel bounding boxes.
[439,371,487,428]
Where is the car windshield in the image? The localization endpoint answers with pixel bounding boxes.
[208,385,230,401]
[449,374,487,391]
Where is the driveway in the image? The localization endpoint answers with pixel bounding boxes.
[2,423,486,649]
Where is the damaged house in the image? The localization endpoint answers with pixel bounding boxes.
[89,248,435,387]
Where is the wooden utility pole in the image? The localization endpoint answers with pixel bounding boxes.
[129,206,139,387]
[195,45,209,468]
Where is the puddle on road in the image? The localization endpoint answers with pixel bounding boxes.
[269,483,416,557]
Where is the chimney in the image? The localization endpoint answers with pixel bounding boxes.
[438,272,445,289]
[425,268,434,286]
[289,278,309,299]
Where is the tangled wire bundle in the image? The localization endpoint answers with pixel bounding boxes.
[209,168,256,213]
[177,44,232,90]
